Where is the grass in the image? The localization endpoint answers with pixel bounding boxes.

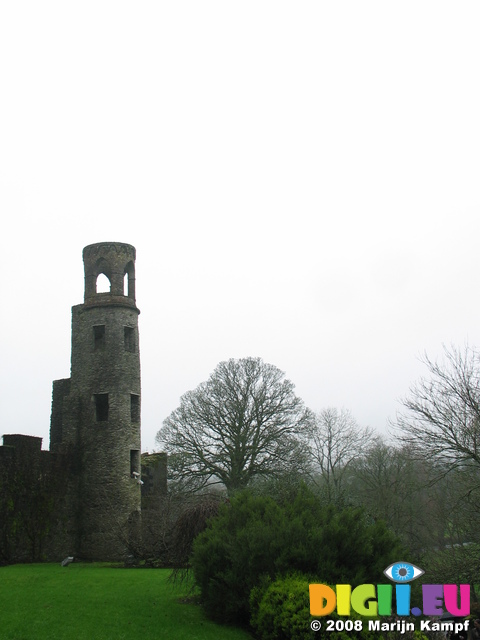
[0,563,252,640]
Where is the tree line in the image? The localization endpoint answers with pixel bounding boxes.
[156,348,480,560]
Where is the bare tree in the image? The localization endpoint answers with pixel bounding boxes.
[349,438,455,552]
[156,357,313,495]
[395,344,480,478]
[309,407,373,503]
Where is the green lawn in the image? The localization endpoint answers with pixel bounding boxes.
[0,563,252,640]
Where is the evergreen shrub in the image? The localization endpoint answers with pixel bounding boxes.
[191,485,403,627]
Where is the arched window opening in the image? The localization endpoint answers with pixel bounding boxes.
[124,261,135,299]
[96,273,111,293]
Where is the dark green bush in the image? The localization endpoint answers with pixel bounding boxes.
[191,485,404,626]
[281,486,403,586]
[191,492,287,624]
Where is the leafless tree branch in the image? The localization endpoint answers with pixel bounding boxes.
[156,357,313,494]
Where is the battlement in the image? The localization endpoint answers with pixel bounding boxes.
[2,434,43,454]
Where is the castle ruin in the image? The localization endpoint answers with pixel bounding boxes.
[0,242,165,563]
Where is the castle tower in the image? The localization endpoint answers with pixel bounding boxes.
[51,242,142,560]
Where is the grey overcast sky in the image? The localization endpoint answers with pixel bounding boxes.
[1,2,480,452]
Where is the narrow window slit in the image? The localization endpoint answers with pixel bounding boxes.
[93,325,105,350]
[94,394,109,421]
[131,394,140,422]
[130,450,140,476]
[124,327,135,352]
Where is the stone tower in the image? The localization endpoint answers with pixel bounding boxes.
[50,242,142,560]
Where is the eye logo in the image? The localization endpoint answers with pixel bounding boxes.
[383,561,424,583]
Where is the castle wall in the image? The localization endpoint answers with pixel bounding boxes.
[0,435,76,563]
